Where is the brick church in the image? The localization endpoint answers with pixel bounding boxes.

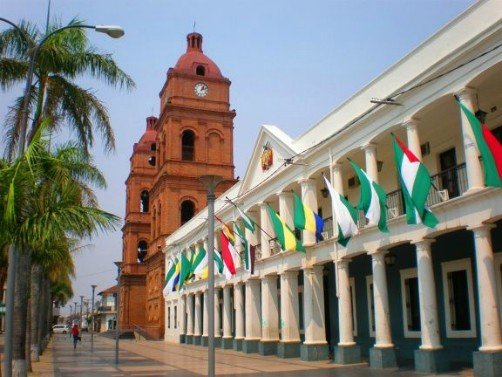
[120,32,237,339]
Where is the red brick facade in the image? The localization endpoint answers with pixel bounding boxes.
[120,33,236,339]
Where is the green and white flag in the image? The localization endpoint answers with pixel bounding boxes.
[349,159,388,232]
[392,134,438,228]
[236,206,255,232]
[322,175,359,246]
[163,257,178,296]
[177,252,192,290]
[192,245,207,278]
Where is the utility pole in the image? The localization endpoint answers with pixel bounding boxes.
[91,285,97,353]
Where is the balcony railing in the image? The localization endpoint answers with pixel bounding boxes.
[379,163,467,222]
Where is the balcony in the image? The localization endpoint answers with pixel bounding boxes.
[382,163,468,221]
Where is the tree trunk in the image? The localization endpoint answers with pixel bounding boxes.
[30,265,42,362]
[12,249,31,377]
[25,297,31,373]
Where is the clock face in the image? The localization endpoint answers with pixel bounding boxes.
[194,82,208,97]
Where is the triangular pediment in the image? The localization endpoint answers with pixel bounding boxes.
[238,125,298,196]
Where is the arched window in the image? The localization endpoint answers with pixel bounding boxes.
[181,130,195,161]
[196,65,205,76]
[180,200,195,225]
[140,191,149,212]
[137,241,148,263]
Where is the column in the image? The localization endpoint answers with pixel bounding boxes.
[300,179,319,246]
[278,271,301,358]
[369,250,397,368]
[179,294,187,343]
[202,290,209,346]
[259,203,273,258]
[456,88,484,192]
[302,266,329,361]
[277,191,294,228]
[186,293,194,344]
[470,225,502,377]
[194,292,202,345]
[214,288,221,347]
[414,239,444,373]
[243,279,261,353]
[259,275,279,355]
[244,210,259,259]
[363,143,379,182]
[403,119,422,158]
[332,161,344,194]
[222,285,233,349]
[334,260,361,364]
[233,282,245,350]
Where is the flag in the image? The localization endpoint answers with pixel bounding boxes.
[235,206,255,232]
[267,204,305,252]
[455,98,502,187]
[171,258,181,291]
[392,134,438,228]
[234,222,256,274]
[293,192,324,238]
[192,245,207,277]
[322,175,359,246]
[200,248,224,279]
[163,257,178,295]
[177,252,192,290]
[215,215,236,245]
[348,159,388,232]
[220,231,237,278]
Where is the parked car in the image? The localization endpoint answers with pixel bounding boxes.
[52,324,70,334]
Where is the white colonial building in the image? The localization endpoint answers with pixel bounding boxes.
[163,1,502,375]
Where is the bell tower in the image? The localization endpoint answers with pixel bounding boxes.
[120,116,157,332]
[140,32,237,339]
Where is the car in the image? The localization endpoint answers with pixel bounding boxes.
[52,324,69,334]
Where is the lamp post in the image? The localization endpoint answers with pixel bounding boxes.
[73,302,78,324]
[79,295,84,329]
[91,284,97,353]
[114,261,122,365]
[0,18,124,377]
[199,175,222,377]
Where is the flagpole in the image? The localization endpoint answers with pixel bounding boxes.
[200,175,222,377]
[329,150,340,298]
[224,196,276,240]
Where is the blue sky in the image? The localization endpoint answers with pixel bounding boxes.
[1,0,475,311]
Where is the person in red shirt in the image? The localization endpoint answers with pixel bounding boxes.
[70,324,80,349]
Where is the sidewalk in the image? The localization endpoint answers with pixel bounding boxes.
[25,334,473,377]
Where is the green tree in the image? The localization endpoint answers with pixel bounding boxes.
[0,18,134,156]
[0,124,119,375]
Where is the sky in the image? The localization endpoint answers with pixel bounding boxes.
[0,0,476,313]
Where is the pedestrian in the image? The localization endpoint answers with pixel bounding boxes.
[71,324,80,349]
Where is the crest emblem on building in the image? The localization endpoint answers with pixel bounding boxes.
[260,142,273,171]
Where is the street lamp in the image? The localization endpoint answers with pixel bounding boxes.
[114,261,122,365]
[199,175,222,377]
[80,295,84,329]
[0,17,125,377]
[91,284,97,353]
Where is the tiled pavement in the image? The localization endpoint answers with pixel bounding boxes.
[22,334,474,376]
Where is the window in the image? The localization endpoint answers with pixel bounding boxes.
[442,258,476,338]
[400,268,421,338]
[137,241,148,263]
[181,130,195,161]
[140,191,149,213]
[366,275,375,337]
[174,305,177,329]
[180,200,195,225]
[350,277,357,336]
[148,156,156,166]
[196,65,205,76]
[151,143,157,151]
[168,306,171,329]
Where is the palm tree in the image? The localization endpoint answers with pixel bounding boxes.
[0,124,119,375]
[0,18,135,156]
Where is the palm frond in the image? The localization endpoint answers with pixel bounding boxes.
[0,58,29,90]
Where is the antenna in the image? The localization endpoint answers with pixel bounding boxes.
[193,21,196,32]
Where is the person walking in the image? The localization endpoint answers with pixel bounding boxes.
[71,324,80,349]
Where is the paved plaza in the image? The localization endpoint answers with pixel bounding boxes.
[10,333,473,377]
